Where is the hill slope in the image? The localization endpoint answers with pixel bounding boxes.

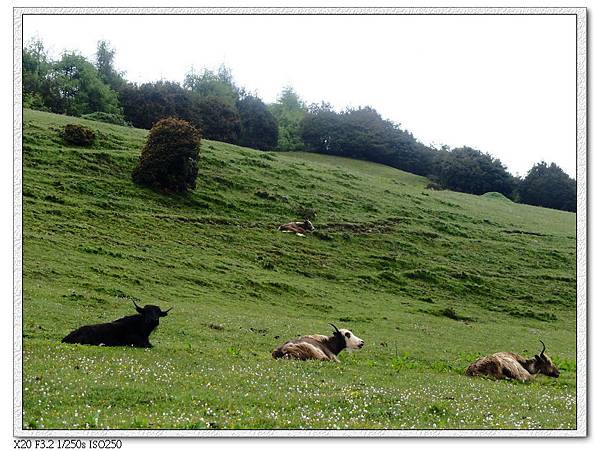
[21,109,576,430]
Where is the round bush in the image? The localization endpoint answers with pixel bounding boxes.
[132,117,202,193]
[62,124,96,146]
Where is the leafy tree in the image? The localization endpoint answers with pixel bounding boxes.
[390,136,438,176]
[191,95,241,143]
[118,81,182,130]
[340,108,403,163]
[299,104,436,175]
[132,117,201,193]
[22,39,52,110]
[269,86,307,151]
[95,40,126,90]
[119,81,240,142]
[299,102,341,154]
[517,162,576,212]
[23,39,122,117]
[236,95,278,150]
[45,52,123,117]
[435,147,515,197]
[183,65,240,106]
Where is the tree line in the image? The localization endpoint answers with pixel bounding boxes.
[22,39,576,212]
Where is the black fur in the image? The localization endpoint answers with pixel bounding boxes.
[325,331,346,356]
[271,348,285,359]
[62,303,171,348]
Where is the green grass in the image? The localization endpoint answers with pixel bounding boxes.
[22,109,577,430]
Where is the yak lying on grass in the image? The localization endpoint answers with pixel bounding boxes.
[465,341,560,382]
[62,301,172,348]
[278,219,315,237]
[272,323,364,362]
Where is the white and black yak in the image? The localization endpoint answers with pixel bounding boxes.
[278,219,315,237]
[62,301,172,348]
[272,323,364,362]
[465,340,560,382]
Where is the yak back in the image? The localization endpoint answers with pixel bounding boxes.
[61,313,158,347]
[465,352,534,381]
[272,333,346,361]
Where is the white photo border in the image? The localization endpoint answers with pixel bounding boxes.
[13,6,587,438]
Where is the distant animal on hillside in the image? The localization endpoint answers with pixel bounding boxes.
[62,301,172,348]
[278,219,315,237]
[272,323,364,362]
[465,340,560,382]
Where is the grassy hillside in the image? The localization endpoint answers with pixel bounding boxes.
[21,109,577,430]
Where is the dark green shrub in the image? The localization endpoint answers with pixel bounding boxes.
[23,92,48,111]
[236,95,278,150]
[193,96,241,143]
[132,117,202,193]
[119,82,241,143]
[426,182,443,191]
[435,146,515,197]
[438,307,473,322]
[517,161,576,212]
[62,124,96,146]
[81,111,129,126]
[440,307,460,320]
[299,104,436,176]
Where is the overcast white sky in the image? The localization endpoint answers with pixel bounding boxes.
[23,13,576,177]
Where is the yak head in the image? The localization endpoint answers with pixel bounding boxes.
[329,323,364,350]
[533,340,560,377]
[133,301,172,325]
[303,219,315,232]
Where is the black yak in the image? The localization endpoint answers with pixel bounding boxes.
[272,323,364,362]
[62,301,172,348]
[465,340,560,382]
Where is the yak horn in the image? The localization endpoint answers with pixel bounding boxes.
[539,340,546,356]
[132,300,143,311]
[329,323,340,333]
[159,306,172,317]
